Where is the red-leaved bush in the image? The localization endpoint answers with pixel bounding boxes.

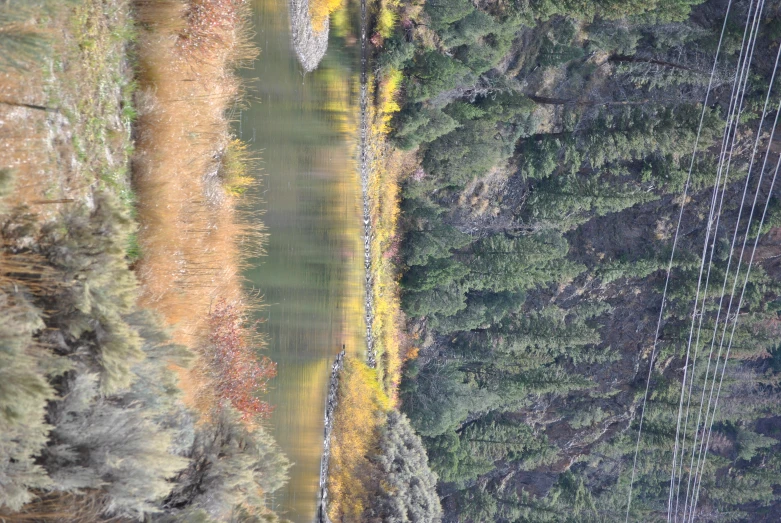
[208,299,276,422]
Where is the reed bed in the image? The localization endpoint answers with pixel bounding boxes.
[132,0,271,420]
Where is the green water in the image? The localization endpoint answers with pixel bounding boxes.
[239,1,365,521]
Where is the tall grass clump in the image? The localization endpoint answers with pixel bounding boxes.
[133,0,271,423]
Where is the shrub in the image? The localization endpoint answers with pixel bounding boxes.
[164,405,290,520]
[207,299,276,422]
[0,291,58,511]
[36,191,145,392]
[43,373,188,519]
[366,410,443,523]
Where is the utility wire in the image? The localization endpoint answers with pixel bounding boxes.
[690,150,781,521]
[669,1,767,518]
[623,2,734,521]
[682,26,781,523]
[686,75,781,523]
[666,0,757,516]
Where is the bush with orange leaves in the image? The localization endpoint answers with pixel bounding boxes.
[207,299,276,422]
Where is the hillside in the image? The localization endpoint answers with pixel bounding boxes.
[374,0,781,520]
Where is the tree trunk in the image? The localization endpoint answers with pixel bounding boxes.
[0,99,56,112]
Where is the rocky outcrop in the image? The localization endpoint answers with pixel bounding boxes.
[288,0,329,72]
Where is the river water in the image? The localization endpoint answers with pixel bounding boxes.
[239,1,365,522]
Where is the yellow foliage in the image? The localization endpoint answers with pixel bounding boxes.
[376,7,398,38]
[364,77,417,403]
[377,68,402,135]
[310,0,343,33]
[327,356,389,521]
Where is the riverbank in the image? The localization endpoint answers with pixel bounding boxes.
[0,1,288,520]
[132,0,277,422]
[321,0,432,516]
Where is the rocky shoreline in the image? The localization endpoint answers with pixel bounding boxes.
[315,349,344,523]
[316,0,372,519]
[359,0,376,369]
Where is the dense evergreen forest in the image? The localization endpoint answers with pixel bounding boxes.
[378,0,781,520]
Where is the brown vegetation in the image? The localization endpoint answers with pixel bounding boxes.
[132,0,268,418]
[204,299,276,423]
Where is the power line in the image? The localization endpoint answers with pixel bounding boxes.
[669,1,767,518]
[623,2,735,520]
[686,70,781,523]
[689,150,781,520]
[682,30,781,523]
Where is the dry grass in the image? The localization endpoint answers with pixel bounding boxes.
[132,0,267,419]
[0,0,135,214]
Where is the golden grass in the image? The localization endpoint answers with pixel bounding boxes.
[132,0,266,419]
[327,356,390,522]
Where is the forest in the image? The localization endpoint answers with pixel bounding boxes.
[4,0,781,521]
[376,0,781,520]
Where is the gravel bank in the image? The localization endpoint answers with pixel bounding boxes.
[288,0,329,72]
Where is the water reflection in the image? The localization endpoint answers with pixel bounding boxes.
[239,1,364,521]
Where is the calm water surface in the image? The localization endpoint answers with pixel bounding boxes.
[239,1,365,522]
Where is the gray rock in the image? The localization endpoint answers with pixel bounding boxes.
[316,349,344,523]
[288,0,329,72]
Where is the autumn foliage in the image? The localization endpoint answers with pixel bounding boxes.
[207,299,275,422]
[309,0,343,32]
[327,356,389,521]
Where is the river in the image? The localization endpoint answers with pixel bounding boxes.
[238,1,366,522]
